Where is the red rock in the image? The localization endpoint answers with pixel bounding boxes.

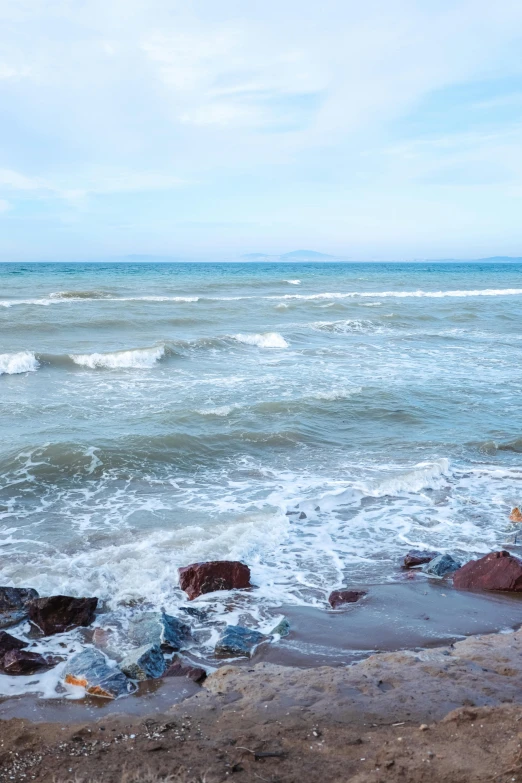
[0,630,28,655]
[163,658,207,683]
[178,561,251,601]
[28,595,98,635]
[453,550,522,592]
[403,550,440,569]
[2,649,54,674]
[328,590,367,609]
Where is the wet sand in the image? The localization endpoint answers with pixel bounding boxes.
[2,579,522,723]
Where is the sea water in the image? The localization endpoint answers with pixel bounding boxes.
[1,260,522,695]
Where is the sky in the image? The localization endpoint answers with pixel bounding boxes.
[1,0,522,261]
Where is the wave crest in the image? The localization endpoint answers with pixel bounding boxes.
[0,351,39,376]
[70,345,165,369]
[232,332,289,348]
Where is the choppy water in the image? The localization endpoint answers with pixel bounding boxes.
[1,261,522,696]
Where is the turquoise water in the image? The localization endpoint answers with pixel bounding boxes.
[1,261,522,692]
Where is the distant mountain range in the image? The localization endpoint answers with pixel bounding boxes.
[241,249,334,261]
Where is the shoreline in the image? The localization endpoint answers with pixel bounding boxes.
[2,625,522,781]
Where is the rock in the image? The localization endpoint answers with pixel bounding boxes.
[128,612,191,651]
[2,649,56,675]
[453,550,522,592]
[0,587,39,629]
[64,648,134,699]
[119,643,166,680]
[270,618,290,637]
[328,589,367,609]
[28,595,98,635]
[178,561,252,601]
[0,630,28,656]
[163,656,207,683]
[510,507,522,523]
[424,554,461,577]
[215,626,267,658]
[403,550,440,569]
[179,606,209,621]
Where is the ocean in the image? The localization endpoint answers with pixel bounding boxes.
[1,260,522,697]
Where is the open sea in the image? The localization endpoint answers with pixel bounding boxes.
[1,260,522,697]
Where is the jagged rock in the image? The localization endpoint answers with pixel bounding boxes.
[2,649,57,675]
[425,554,461,577]
[163,656,207,683]
[0,630,28,656]
[403,550,440,569]
[0,587,39,629]
[28,595,98,635]
[328,590,367,609]
[64,648,134,699]
[454,550,522,592]
[178,561,251,600]
[215,626,267,658]
[128,612,191,651]
[179,606,209,621]
[119,644,166,680]
[510,507,522,523]
[270,618,290,637]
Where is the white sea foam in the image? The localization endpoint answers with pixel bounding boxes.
[311,319,378,334]
[232,332,289,348]
[312,386,362,401]
[0,351,39,375]
[196,404,239,416]
[115,296,199,303]
[285,279,301,285]
[70,345,165,369]
[270,288,522,301]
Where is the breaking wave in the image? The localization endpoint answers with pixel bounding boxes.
[70,345,166,369]
[0,351,39,375]
[232,332,289,348]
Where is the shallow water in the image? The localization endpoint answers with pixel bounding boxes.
[1,260,522,698]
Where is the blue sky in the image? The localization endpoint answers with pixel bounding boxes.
[1,0,522,260]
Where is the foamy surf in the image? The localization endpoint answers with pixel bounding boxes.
[70,345,165,369]
[0,351,39,375]
[232,332,289,348]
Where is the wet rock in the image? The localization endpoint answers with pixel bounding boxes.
[454,550,522,592]
[0,587,39,629]
[328,590,367,609]
[403,550,440,569]
[178,561,252,601]
[0,630,28,656]
[425,554,461,577]
[179,606,209,621]
[28,595,98,635]
[119,643,166,680]
[215,625,267,658]
[163,656,207,683]
[2,649,56,675]
[64,648,134,699]
[270,617,291,637]
[510,507,522,523]
[128,612,191,651]
[299,512,307,519]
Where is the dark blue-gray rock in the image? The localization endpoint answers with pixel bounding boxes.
[179,606,209,621]
[215,626,267,658]
[0,630,28,656]
[128,612,191,651]
[119,643,166,680]
[425,554,461,577]
[64,648,135,699]
[270,618,290,638]
[2,649,58,675]
[0,587,39,629]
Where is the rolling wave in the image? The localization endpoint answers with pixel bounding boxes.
[70,345,166,369]
[232,332,289,348]
[0,351,39,375]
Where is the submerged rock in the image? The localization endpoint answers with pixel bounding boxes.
[328,590,367,609]
[178,561,252,601]
[2,649,56,675]
[454,550,522,592]
[28,595,98,635]
[270,617,291,637]
[403,550,440,569]
[128,612,191,651]
[164,656,207,683]
[425,554,461,577]
[64,648,134,699]
[0,587,39,629]
[510,507,522,523]
[119,643,166,680]
[179,606,209,621]
[215,625,267,658]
